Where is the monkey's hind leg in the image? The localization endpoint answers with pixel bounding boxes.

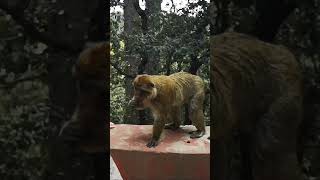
[189,93,206,138]
[252,95,303,180]
[189,129,205,138]
[164,107,181,130]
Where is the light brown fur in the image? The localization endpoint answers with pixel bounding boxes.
[129,72,206,148]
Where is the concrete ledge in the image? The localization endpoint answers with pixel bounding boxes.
[110,124,210,180]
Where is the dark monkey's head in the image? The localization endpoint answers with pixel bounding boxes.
[74,42,108,95]
[129,74,158,110]
[59,42,108,153]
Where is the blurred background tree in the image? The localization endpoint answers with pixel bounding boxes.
[0,0,107,180]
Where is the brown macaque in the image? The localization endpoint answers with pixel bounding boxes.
[129,72,206,148]
[59,42,108,153]
[211,32,303,180]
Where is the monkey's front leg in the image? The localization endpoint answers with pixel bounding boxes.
[147,118,165,148]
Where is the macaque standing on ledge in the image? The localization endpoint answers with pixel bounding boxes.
[129,72,206,148]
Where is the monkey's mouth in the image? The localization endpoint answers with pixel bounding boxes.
[129,99,146,110]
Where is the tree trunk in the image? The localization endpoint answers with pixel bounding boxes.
[123,0,141,124]
[123,0,161,125]
[144,0,161,75]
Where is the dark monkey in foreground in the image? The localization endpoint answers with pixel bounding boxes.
[211,32,303,180]
[60,42,108,153]
[56,42,108,180]
[129,72,206,148]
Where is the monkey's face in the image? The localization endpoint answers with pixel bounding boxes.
[129,75,157,110]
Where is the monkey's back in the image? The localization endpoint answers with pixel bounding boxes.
[211,32,303,134]
[150,72,204,107]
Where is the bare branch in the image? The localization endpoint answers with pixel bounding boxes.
[188,54,203,75]
[170,0,176,12]
[133,0,148,32]
[133,0,149,17]
[110,61,135,79]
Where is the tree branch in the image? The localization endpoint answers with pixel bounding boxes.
[133,0,148,33]
[133,0,149,74]
[188,54,203,74]
[110,61,135,79]
[133,0,149,18]
[0,0,81,52]
[0,74,45,89]
[0,0,30,13]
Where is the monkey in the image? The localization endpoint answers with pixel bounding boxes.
[54,42,109,180]
[59,42,108,153]
[129,72,206,148]
[211,32,303,180]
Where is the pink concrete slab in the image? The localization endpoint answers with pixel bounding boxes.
[110,124,210,180]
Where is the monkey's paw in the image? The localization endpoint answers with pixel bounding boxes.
[146,139,159,148]
[164,123,180,130]
[189,130,205,138]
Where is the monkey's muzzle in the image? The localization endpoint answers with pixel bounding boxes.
[128,98,145,110]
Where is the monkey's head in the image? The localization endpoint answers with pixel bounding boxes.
[75,42,108,79]
[129,74,157,110]
[74,42,108,94]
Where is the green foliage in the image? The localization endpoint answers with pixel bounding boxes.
[0,9,50,179]
[110,65,126,123]
[0,80,50,180]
